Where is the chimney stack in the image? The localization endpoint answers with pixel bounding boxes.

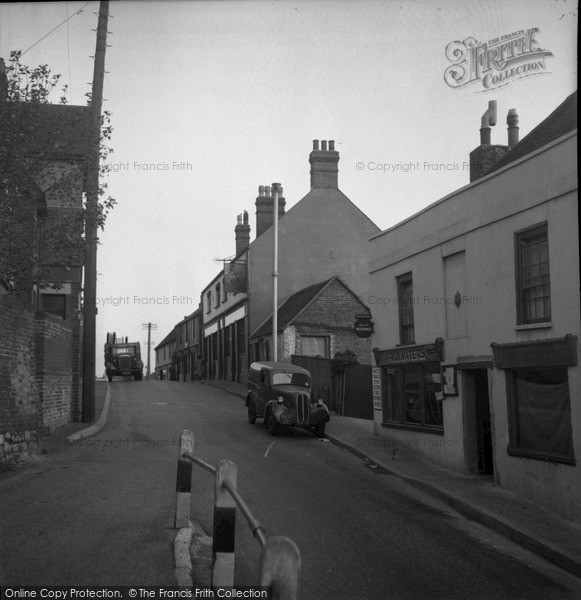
[469,101,509,182]
[235,211,250,256]
[255,184,286,238]
[507,109,519,149]
[0,57,8,103]
[309,139,339,189]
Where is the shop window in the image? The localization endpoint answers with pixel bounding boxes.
[383,362,443,429]
[300,335,330,358]
[506,366,575,465]
[40,294,66,319]
[397,273,414,344]
[516,223,551,324]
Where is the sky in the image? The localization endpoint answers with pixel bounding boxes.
[0,0,577,375]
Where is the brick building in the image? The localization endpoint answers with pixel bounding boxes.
[250,276,372,364]
[0,58,89,466]
[173,307,203,381]
[154,328,177,380]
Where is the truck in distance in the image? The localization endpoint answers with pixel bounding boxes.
[104,331,144,381]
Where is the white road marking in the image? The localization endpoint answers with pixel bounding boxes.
[264,441,276,458]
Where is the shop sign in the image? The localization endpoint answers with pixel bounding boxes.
[373,338,444,366]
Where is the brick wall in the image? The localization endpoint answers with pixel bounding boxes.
[293,278,373,363]
[0,296,40,467]
[35,311,73,431]
[0,295,74,468]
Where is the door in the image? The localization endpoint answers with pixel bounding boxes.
[462,368,494,475]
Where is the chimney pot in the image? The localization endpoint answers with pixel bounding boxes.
[507,108,519,148]
[259,185,264,195]
[309,138,340,189]
[265,185,271,196]
[235,209,251,256]
[313,139,320,150]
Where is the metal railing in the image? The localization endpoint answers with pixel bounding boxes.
[174,429,300,598]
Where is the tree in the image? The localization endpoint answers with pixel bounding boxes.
[0,50,115,296]
[330,348,359,375]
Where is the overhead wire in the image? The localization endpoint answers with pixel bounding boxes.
[20,0,92,57]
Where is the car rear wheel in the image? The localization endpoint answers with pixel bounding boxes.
[266,411,279,436]
[247,399,257,424]
[314,422,326,437]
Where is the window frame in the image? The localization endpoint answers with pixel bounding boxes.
[505,366,575,465]
[40,293,67,319]
[515,222,551,325]
[299,334,330,358]
[381,361,444,432]
[397,272,415,345]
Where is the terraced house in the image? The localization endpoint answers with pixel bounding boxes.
[368,92,579,521]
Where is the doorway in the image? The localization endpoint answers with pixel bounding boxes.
[462,368,493,475]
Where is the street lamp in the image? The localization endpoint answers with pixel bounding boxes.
[272,183,281,362]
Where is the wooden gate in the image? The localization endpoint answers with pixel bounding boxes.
[342,363,373,419]
[291,356,373,418]
[290,355,337,411]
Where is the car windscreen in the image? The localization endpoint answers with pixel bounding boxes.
[111,346,135,356]
[271,372,310,387]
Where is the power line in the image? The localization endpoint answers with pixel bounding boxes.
[66,1,73,103]
[21,0,92,57]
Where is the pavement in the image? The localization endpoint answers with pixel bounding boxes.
[202,378,581,580]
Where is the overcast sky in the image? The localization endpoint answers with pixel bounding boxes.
[0,0,577,374]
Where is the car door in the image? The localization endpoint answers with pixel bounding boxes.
[255,368,269,414]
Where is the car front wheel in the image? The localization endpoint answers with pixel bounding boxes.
[266,411,279,436]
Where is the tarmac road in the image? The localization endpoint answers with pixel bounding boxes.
[1,380,580,600]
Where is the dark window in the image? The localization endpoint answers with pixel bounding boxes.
[206,291,212,313]
[506,366,575,465]
[516,223,551,324]
[397,273,414,344]
[383,362,443,429]
[215,283,221,307]
[40,294,66,319]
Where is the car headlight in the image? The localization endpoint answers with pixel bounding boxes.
[278,396,284,403]
[317,399,324,406]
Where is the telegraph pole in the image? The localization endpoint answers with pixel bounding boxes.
[272,183,281,362]
[82,0,109,421]
[142,322,157,379]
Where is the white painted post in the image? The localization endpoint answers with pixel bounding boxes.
[174,429,194,528]
[259,536,301,600]
[212,459,237,588]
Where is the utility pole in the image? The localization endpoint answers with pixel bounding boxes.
[142,322,157,379]
[272,183,281,362]
[82,0,109,421]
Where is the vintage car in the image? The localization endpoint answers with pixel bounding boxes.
[245,361,330,437]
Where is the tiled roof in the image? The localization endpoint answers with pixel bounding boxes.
[155,327,177,350]
[488,91,577,174]
[251,277,335,339]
